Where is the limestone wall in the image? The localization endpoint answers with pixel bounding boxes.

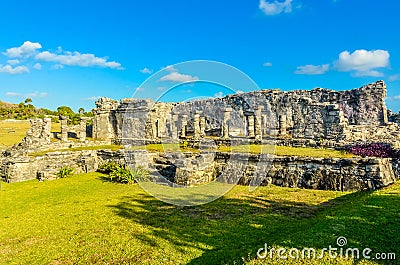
[347,122,400,148]
[91,81,390,145]
[145,152,398,191]
[92,97,119,140]
[1,150,98,182]
[1,149,398,192]
[23,118,51,145]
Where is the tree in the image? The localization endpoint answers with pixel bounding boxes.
[57,106,80,125]
[78,107,85,115]
[24,98,32,105]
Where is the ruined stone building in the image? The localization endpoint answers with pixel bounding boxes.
[92,80,400,147]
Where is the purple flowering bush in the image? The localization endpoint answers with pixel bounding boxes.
[346,143,399,158]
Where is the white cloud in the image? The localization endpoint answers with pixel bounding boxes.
[295,64,330,75]
[159,71,199,83]
[352,70,384,77]
[263,62,273,67]
[0,64,29,74]
[51,64,64,70]
[35,50,123,69]
[335,49,390,77]
[156,86,166,91]
[82,96,101,101]
[33,63,42,70]
[259,0,292,15]
[163,65,177,72]
[214,92,224,98]
[3,41,42,58]
[5,91,47,98]
[7,59,20,65]
[386,95,400,101]
[140,67,153,74]
[388,74,400,81]
[135,87,145,92]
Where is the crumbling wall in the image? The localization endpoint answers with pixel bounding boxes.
[347,123,400,148]
[92,97,119,140]
[1,148,398,192]
[1,150,98,182]
[23,118,51,145]
[59,116,91,142]
[93,82,388,144]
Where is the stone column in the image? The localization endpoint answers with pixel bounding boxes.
[246,114,255,138]
[255,106,263,140]
[194,112,201,138]
[222,108,232,139]
[279,115,287,136]
[79,117,89,142]
[200,116,206,137]
[43,118,52,143]
[60,116,68,142]
[170,113,179,140]
[181,115,188,138]
[157,116,167,139]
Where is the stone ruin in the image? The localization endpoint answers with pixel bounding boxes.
[23,118,52,145]
[59,115,91,142]
[1,80,400,190]
[91,80,400,148]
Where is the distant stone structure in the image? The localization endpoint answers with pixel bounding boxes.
[91,81,400,147]
[22,118,51,145]
[59,116,90,142]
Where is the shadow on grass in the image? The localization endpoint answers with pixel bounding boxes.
[109,184,400,265]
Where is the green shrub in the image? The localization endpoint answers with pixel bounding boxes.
[98,161,121,174]
[57,166,74,178]
[109,166,134,184]
[98,162,149,184]
[129,166,150,182]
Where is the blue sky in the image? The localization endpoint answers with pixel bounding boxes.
[1,0,400,112]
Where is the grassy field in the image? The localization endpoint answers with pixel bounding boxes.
[28,143,354,159]
[0,173,398,264]
[0,120,30,150]
[0,120,61,151]
[218,145,354,158]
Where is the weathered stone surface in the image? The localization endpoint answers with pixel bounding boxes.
[91,81,393,147]
[0,150,97,182]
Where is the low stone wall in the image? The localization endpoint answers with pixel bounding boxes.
[347,123,400,148]
[117,151,398,191]
[216,154,396,191]
[1,149,398,192]
[1,150,98,182]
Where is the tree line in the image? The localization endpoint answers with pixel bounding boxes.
[0,98,93,125]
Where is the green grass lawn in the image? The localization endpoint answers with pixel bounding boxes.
[29,144,124,157]
[217,145,354,158]
[0,173,398,264]
[0,120,30,150]
[0,120,60,151]
[30,144,354,159]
